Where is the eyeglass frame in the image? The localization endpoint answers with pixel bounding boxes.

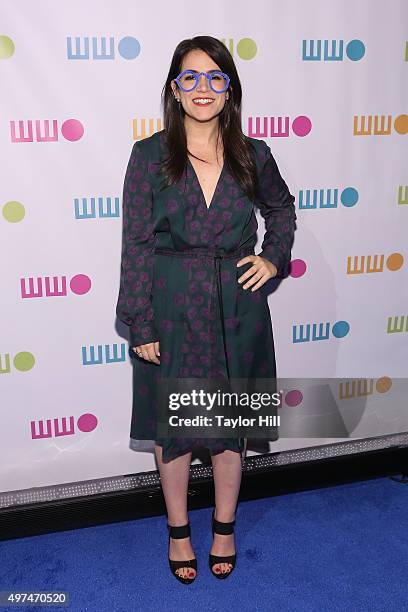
[174,69,230,94]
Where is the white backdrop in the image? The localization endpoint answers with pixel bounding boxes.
[1,0,407,493]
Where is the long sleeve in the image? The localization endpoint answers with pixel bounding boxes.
[116,141,158,348]
[255,140,297,279]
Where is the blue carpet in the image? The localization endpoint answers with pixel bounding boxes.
[0,476,407,612]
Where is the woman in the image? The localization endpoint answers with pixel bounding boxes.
[116,35,297,584]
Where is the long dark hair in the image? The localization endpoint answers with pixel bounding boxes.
[160,35,259,201]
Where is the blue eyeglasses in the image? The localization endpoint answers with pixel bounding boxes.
[174,70,230,93]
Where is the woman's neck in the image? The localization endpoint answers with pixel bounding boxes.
[184,115,220,149]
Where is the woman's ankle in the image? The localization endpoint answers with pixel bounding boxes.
[214,509,236,523]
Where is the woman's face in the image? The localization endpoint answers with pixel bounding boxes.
[171,49,229,123]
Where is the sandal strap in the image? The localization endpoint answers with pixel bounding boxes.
[169,558,197,570]
[167,522,191,539]
[213,516,235,535]
[209,553,236,565]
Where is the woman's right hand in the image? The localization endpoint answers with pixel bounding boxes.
[133,341,160,364]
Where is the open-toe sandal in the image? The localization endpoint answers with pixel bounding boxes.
[167,522,197,585]
[209,509,236,579]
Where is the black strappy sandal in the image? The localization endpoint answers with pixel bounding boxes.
[167,523,197,585]
[209,509,237,579]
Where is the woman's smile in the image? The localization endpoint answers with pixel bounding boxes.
[192,97,215,106]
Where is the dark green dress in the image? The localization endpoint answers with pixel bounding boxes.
[116,129,297,463]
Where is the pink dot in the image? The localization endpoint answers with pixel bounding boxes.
[70,274,92,295]
[138,384,149,396]
[290,259,307,278]
[292,116,312,137]
[285,390,303,407]
[61,119,84,141]
[77,413,98,432]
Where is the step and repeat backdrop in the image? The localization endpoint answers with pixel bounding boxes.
[1,0,407,492]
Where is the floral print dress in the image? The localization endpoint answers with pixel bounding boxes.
[116,129,297,463]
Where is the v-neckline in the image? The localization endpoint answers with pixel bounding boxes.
[187,156,225,211]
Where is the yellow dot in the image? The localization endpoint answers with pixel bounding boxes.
[14,352,35,372]
[236,38,257,60]
[376,377,392,393]
[386,252,404,271]
[2,201,25,223]
[0,35,15,59]
[394,114,408,135]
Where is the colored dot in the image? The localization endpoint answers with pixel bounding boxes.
[285,389,303,407]
[346,39,365,61]
[394,115,408,135]
[61,119,84,141]
[332,320,350,338]
[290,259,306,278]
[77,413,98,432]
[236,38,257,60]
[386,252,404,271]
[13,351,35,372]
[70,274,92,295]
[376,377,392,393]
[292,116,312,137]
[2,201,25,222]
[0,35,15,59]
[118,36,141,60]
[341,187,359,207]
[138,384,149,397]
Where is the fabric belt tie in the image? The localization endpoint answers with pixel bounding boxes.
[154,246,255,380]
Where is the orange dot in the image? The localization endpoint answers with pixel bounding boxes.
[376,377,392,393]
[386,252,404,271]
[394,114,408,135]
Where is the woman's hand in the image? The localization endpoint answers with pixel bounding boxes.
[236,255,278,291]
[133,341,160,364]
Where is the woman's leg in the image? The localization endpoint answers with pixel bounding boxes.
[154,444,196,579]
[210,447,244,575]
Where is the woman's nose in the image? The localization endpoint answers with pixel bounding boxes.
[196,73,210,91]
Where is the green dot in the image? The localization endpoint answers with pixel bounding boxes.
[14,352,35,372]
[0,36,15,59]
[236,38,257,60]
[3,201,25,223]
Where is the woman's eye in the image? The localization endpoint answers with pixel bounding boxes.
[185,75,195,80]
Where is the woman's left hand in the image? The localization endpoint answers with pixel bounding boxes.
[236,255,278,291]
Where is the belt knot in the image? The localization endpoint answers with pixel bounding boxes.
[213,247,225,259]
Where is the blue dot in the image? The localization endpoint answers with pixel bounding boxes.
[341,187,359,208]
[346,40,365,61]
[332,320,350,339]
[118,36,141,60]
